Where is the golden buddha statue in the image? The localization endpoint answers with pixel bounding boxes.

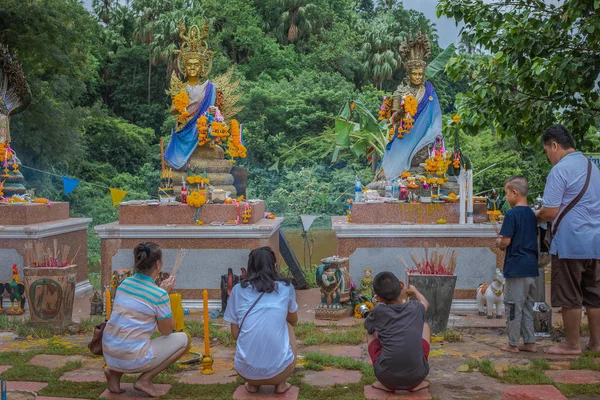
[164,21,244,198]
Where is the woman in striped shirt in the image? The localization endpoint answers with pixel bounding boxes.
[103,242,188,397]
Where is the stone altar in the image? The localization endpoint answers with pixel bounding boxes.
[332,215,503,310]
[0,203,92,309]
[95,203,281,310]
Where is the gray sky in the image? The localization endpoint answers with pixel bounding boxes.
[81,0,461,48]
[402,0,461,48]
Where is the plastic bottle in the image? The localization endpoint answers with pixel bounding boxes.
[392,179,399,200]
[385,179,393,199]
[354,178,363,203]
[210,309,221,319]
[180,176,188,204]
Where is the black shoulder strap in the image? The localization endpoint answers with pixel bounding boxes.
[239,291,265,331]
[552,160,593,235]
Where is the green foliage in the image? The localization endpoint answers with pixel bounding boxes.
[84,114,155,173]
[438,0,600,145]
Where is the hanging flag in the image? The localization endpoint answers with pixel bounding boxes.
[300,215,319,232]
[62,177,80,194]
[109,188,128,206]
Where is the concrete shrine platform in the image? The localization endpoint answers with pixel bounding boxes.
[0,203,93,306]
[350,201,489,224]
[118,201,265,225]
[95,203,281,309]
[332,215,503,299]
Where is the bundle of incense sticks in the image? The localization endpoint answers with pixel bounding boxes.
[398,244,458,276]
[24,240,80,267]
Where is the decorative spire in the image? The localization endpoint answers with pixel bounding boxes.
[399,30,431,72]
[174,20,214,80]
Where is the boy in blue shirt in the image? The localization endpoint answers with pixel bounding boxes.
[497,176,539,353]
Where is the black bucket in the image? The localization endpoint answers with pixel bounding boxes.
[409,274,457,334]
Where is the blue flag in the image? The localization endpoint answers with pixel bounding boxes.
[62,177,80,194]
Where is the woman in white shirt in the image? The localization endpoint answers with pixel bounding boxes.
[224,246,299,394]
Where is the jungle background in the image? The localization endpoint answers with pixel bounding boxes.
[1,0,599,267]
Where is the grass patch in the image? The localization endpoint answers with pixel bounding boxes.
[75,317,105,334]
[556,383,600,398]
[294,322,365,346]
[442,329,463,343]
[570,350,600,371]
[38,381,106,399]
[501,366,552,385]
[184,321,235,347]
[465,358,500,378]
[530,358,551,371]
[44,339,88,355]
[303,352,374,378]
[0,315,57,338]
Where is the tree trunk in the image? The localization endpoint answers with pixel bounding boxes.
[371,152,379,174]
[147,47,152,104]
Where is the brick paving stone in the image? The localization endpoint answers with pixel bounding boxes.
[38,397,86,400]
[302,368,362,387]
[500,385,567,400]
[176,369,238,384]
[232,385,299,400]
[0,365,12,374]
[29,354,85,369]
[545,370,600,384]
[363,385,432,399]
[59,366,106,382]
[99,383,171,399]
[6,382,48,392]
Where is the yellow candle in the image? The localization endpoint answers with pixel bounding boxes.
[203,289,210,357]
[169,293,184,332]
[105,289,111,320]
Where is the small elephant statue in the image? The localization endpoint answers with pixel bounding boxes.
[476,268,505,319]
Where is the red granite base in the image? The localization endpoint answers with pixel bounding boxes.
[351,202,488,224]
[0,202,70,225]
[118,202,265,225]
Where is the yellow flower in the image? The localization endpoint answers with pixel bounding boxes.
[401,172,411,179]
[404,95,418,116]
[187,190,207,208]
[453,115,461,123]
[173,92,190,113]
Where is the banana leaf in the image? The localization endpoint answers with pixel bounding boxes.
[426,43,456,79]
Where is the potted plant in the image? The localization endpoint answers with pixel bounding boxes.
[22,240,79,328]
[399,246,458,334]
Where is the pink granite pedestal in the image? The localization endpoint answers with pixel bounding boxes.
[95,209,282,307]
[332,216,504,301]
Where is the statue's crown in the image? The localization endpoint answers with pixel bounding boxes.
[175,20,214,77]
[399,30,431,71]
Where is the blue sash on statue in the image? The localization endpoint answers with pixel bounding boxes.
[379,81,442,180]
[164,82,216,169]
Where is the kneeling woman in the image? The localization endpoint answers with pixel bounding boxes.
[224,246,299,394]
[103,242,188,397]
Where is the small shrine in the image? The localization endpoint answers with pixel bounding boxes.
[95,21,281,309]
[0,44,92,308]
[333,32,503,307]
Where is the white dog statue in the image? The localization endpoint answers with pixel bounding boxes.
[476,268,506,319]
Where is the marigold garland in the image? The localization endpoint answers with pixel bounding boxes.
[378,97,393,121]
[404,95,418,117]
[187,190,207,208]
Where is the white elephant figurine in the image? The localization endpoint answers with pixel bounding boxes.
[476,268,506,319]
